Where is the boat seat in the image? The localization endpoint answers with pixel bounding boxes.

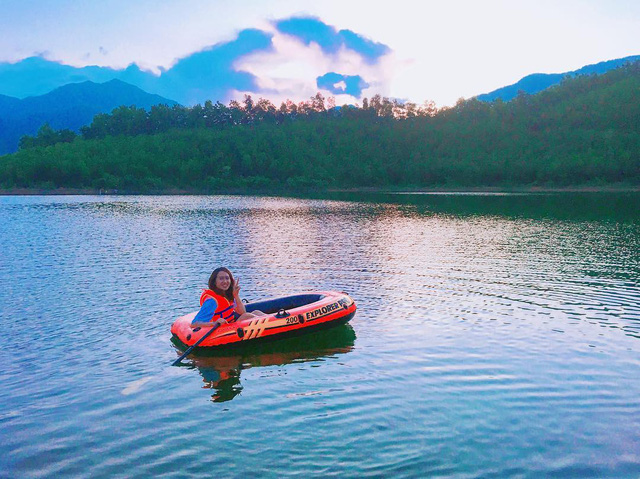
[245,294,325,314]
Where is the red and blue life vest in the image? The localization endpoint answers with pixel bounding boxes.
[192,289,236,325]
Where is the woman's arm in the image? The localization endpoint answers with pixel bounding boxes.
[233,279,246,315]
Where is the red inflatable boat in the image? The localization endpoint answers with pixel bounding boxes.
[171,291,356,349]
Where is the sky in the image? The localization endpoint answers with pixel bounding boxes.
[1,0,639,106]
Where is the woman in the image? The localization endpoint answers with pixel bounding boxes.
[192,267,264,327]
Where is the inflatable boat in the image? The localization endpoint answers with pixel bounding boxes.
[171,291,356,349]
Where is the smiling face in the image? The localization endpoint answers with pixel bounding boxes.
[214,271,232,292]
[208,267,235,299]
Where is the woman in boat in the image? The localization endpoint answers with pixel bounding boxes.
[192,267,264,327]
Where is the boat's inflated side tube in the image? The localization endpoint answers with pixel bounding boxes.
[171,291,356,349]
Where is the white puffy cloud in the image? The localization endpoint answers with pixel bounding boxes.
[232,24,395,104]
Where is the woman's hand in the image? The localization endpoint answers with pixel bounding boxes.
[233,279,247,315]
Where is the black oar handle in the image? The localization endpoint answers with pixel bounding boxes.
[172,322,221,366]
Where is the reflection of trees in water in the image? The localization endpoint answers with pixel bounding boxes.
[315,191,640,222]
[186,325,356,403]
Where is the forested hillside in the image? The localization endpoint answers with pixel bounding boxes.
[0,80,178,155]
[1,62,639,192]
[476,54,640,102]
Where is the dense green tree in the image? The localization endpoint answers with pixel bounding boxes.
[19,123,77,149]
[3,62,640,192]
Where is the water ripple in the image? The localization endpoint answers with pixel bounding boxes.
[1,194,640,478]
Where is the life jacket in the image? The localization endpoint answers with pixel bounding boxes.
[192,289,236,325]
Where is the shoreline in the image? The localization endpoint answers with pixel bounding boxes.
[1,184,639,196]
[328,185,640,194]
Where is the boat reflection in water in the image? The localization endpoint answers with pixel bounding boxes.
[172,324,356,402]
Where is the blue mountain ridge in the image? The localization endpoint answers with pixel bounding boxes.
[477,55,640,102]
[0,79,177,155]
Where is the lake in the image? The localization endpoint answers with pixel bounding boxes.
[1,192,639,478]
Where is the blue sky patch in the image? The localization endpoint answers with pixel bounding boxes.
[317,72,369,97]
[339,29,390,63]
[276,16,390,63]
[159,28,273,104]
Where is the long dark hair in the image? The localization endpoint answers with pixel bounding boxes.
[208,267,235,301]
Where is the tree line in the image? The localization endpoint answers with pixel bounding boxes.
[19,92,438,148]
[1,61,639,191]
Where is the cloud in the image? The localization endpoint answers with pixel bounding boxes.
[0,17,393,105]
[316,72,369,97]
[156,28,273,104]
[275,16,390,64]
[234,17,394,103]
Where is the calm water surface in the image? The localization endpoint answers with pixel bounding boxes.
[1,192,639,478]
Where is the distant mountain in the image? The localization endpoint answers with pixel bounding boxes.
[0,28,272,105]
[477,55,640,102]
[0,94,21,110]
[0,79,178,155]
